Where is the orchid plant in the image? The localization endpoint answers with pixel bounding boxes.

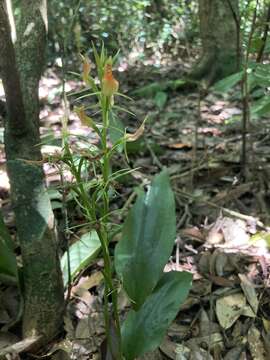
[60,44,192,359]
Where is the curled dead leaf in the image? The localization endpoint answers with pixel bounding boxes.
[74,106,93,127]
[125,117,147,142]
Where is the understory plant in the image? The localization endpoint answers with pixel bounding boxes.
[59,45,192,359]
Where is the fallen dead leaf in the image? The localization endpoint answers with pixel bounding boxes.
[216,292,255,329]
[239,273,259,315]
[71,272,103,298]
[166,142,192,150]
[248,325,266,360]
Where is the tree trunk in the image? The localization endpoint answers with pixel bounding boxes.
[191,0,240,83]
[0,0,64,342]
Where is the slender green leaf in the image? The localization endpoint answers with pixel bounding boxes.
[74,91,101,102]
[122,271,192,360]
[112,48,120,64]
[115,170,176,309]
[61,230,101,286]
[115,92,134,101]
[113,105,136,117]
[213,71,243,93]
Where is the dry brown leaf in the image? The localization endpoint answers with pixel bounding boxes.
[239,273,259,314]
[72,272,103,297]
[248,326,266,360]
[216,292,255,330]
[74,106,94,127]
[167,142,192,150]
[125,118,147,142]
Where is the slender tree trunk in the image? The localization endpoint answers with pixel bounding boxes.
[146,0,168,18]
[0,0,64,341]
[256,4,270,62]
[191,0,240,83]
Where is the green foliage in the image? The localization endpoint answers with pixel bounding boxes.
[248,63,270,89]
[115,170,176,309]
[61,45,141,351]
[108,112,125,152]
[132,82,167,97]
[61,231,101,286]
[132,79,186,98]
[60,46,192,358]
[121,271,192,359]
[114,170,191,358]
[213,62,270,117]
[251,96,270,116]
[213,71,243,93]
[154,91,168,110]
[0,211,18,284]
[48,1,198,62]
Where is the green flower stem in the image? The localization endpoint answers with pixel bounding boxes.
[68,153,117,350]
[65,95,121,353]
[65,50,122,355]
[66,150,114,344]
[99,94,122,355]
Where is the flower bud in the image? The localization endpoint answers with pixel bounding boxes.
[102,61,119,97]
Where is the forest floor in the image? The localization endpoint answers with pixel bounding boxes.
[0,53,270,359]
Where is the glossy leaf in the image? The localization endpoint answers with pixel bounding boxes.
[122,271,192,359]
[61,231,101,286]
[115,170,176,309]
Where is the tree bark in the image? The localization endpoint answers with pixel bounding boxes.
[0,0,64,341]
[190,0,240,83]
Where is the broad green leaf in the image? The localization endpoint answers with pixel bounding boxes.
[122,271,192,360]
[115,170,176,309]
[169,79,187,90]
[0,211,18,282]
[213,71,243,93]
[248,63,270,90]
[154,91,167,110]
[61,231,101,286]
[257,102,270,116]
[251,96,270,116]
[131,79,187,98]
[131,82,166,97]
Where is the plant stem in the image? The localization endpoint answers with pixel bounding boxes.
[256,3,270,63]
[241,0,258,178]
[100,95,122,355]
